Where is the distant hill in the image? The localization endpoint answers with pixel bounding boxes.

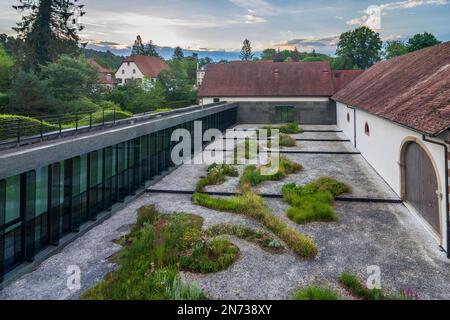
[85,43,250,63]
[82,48,124,70]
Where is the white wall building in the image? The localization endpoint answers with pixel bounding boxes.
[115,55,169,86]
[333,42,450,254]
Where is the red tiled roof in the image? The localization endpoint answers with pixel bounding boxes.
[331,70,364,92]
[124,55,169,77]
[198,61,336,97]
[88,59,116,85]
[333,42,450,136]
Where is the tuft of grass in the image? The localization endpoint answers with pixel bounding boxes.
[81,206,240,300]
[293,285,344,300]
[192,191,318,258]
[281,177,350,224]
[279,122,303,134]
[279,134,297,147]
[239,156,302,192]
[206,224,284,253]
[233,139,259,160]
[196,163,238,192]
[339,272,385,300]
[180,238,239,273]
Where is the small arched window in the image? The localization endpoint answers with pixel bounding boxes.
[346,112,350,123]
[364,122,370,136]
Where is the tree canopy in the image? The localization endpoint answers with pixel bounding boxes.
[0,44,13,91]
[240,39,254,61]
[336,26,382,69]
[13,0,85,72]
[172,46,184,60]
[406,32,441,52]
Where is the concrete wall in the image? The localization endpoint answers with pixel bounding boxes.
[336,102,448,249]
[202,97,336,124]
[236,100,336,125]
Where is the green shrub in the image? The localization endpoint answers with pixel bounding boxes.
[0,92,8,109]
[234,139,259,160]
[206,224,284,253]
[0,114,59,141]
[282,177,350,224]
[65,97,101,113]
[76,109,132,126]
[82,206,243,300]
[293,285,343,300]
[180,238,239,273]
[304,177,351,196]
[196,163,238,192]
[192,191,318,258]
[98,100,122,111]
[279,122,303,134]
[239,157,302,192]
[279,134,296,147]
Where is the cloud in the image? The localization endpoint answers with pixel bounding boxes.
[228,0,275,14]
[273,35,340,54]
[347,0,449,29]
[244,13,267,23]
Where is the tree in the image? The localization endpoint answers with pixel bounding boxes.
[13,0,85,72]
[406,32,441,52]
[336,26,382,69]
[158,59,197,104]
[9,70,56,115]
[131,35,145,55]
[198,57,213,68]
[330,56,356,70]
[43,55,98,105]
[291,47,300,62]
[143,40,159,57]
[261,48,276,60]
[384,40,408,59]
[172,46,184,60]
[0,44,13,91]
[240,39,254,61]
[273,49,285,62]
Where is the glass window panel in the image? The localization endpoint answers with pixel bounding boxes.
[35,167,48,216]
[5,175,20,224]
[80,154,88,193]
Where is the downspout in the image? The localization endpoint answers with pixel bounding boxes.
[422,134,449,258]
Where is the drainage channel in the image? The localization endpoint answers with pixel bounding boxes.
[221,137,351,142]
[212,149,361,155]
[146,189,403,204]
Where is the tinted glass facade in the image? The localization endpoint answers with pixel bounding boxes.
[0,108,237,282]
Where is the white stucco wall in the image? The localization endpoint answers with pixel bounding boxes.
[202,97,330,104]
[336,102,448,248]
[115,62,145,85]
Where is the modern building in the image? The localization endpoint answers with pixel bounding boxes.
[115,55,169,86]
[198,61,363,124]
[333,41,450,251]
[88,59,116,90]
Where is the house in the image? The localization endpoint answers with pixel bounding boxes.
[333,41,450,252]
[198,61,362,124]
[196,65,206,88]
[115,55,169,86]
[88,59,116,90]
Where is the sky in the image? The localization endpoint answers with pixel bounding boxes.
[1,0,449,54]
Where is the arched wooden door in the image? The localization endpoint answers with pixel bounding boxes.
[404,142,440,235]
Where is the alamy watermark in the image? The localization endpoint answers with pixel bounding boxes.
[171,122,280,175]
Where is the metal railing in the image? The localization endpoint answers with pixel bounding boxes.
[0,102,228,151]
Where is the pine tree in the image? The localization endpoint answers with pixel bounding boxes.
[144,40,159,57]
[240,39,253,61]
[291,47,300,62]
[172,46,184,60]
[13,0,85,72]
[131,35,145,55]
